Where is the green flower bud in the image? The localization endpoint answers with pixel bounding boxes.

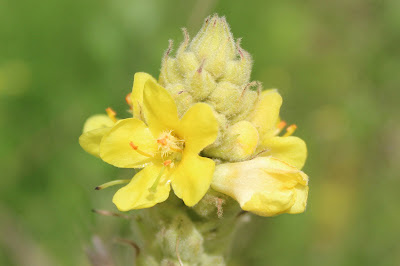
[204,120,259,161]
[158,214,204,263]
[186,67,216,101]
[166,83,194,116]
[159,14,262,162]
[208,81,241,117]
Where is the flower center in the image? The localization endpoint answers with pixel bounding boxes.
[128,130,184,193]
[156,130,184,160]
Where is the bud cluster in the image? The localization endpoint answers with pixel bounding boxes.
[159,15,260,161]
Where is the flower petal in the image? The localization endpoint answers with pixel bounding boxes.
[259,136,307,169]
[287,185,309,214]
[113,164,171,211]
[79,114,115,157]
[131,72,157,120]
[143,79,179,135]
[177,103,218,154]
[79,128,111,157]
[247,89,282,138]
[82,114,115,133]
[242,190,296,217]
[100,118,157,168]
[211,157,309,217]
[171,152,215,206]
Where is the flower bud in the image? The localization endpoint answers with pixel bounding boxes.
[220,40,252,85]
[204,121,259,161]
[190,16,236,64]
[187,67,216,101]
[159,215,204,263]
[207,81,241,116]
[158,15,264,161]
[165,83,194,117]
[159,47,182,86]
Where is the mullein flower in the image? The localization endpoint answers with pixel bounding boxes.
[80,74,218,210]
[211,89,308,216]
[80,14,309,218]
[212,157,308,217]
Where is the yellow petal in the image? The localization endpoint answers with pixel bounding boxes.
[131,72,157,120]
[242,190,296,217]
[79,128,111,157]
[113,164,171,211]
[287,185,309,214]
[82,114,114,133]
[259,136,307,169]
[247,89,282,138]
[171,152,215,206]
[177,103,218,154]
[143,79,179,135]
[211,157,309,217]
[79,114,115,157]
[100,118,157,168]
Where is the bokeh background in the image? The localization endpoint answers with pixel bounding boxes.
[1,0,400,265]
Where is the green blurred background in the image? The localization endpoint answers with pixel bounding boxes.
[1,0,400,265]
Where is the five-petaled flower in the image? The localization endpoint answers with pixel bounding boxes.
[80,73,218,210]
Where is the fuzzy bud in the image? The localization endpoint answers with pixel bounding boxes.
[159,14,261,162]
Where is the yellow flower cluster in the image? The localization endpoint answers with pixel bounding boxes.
[79,15,309,217]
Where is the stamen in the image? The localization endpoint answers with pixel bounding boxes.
[163,160,172,166]
[283,124,297,137]
[274,120,287,135]
[149,165,166,193]
[95,179,130,190]
[106,107,117,123]
[129,141,154,158]
[125,93,132,108]
[157,138,167,146]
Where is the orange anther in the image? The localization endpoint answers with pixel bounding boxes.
[129,141,138,150]
[106,107,117,123]
[283,124,297,137]
[163,160,172,166]
[125,93,132,106]
[277,120,287,130]
[157,138,167,146]
[274,120,287,136]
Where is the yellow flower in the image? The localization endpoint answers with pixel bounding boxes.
[212,157,308,217]
[211,89,309,216]
[97,75,218,211]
